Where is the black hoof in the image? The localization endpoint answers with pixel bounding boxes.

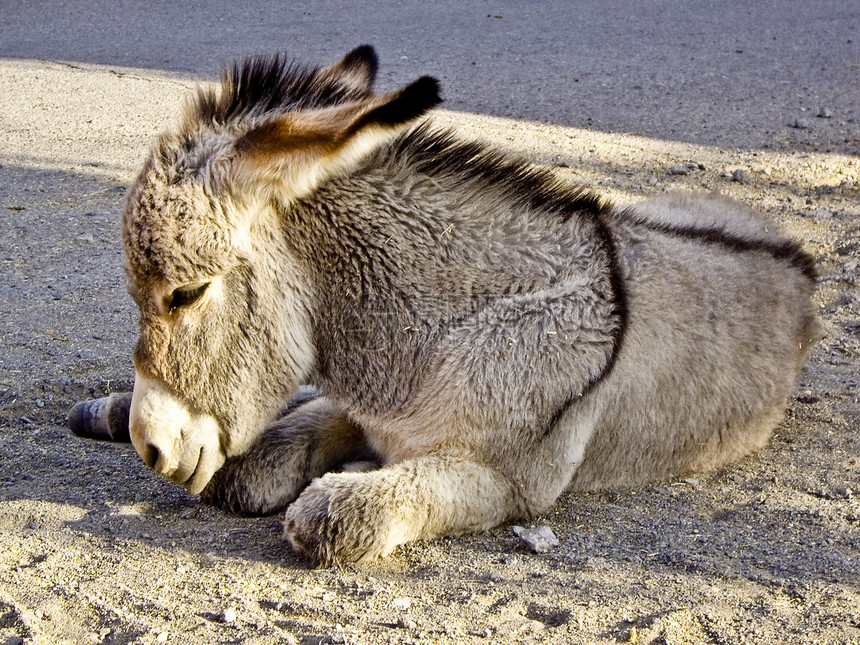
[67,399,112,440]
[67,393,132,442]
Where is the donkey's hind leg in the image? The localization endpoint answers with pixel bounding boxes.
[67,385,319,445]
[200,397,375,516]
[68,392,133,442]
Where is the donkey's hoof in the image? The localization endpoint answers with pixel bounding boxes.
[67,399,112,440]
[283,481,336,566]
[283,473,396,566]
[67,393,132,442]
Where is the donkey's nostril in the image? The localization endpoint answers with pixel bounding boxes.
[142,442,161,470]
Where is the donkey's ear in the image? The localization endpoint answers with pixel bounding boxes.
[234,76,441,201]
[314,45,379,96]
[352,76,441,130]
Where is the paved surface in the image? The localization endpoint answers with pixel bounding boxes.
[2,0,858,151]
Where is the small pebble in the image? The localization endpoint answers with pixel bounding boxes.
[669,165,689,175]
[791,118,810,129]
[513,524,560,553]
[731,169,748,183]
[393,597,412,611]
[219,607,236,623]
[817,107,832,118]
[156,632,169,643]
[396,616,417,630]
[795,391,820,404]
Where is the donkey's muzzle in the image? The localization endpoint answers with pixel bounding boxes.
[129,372,226,494]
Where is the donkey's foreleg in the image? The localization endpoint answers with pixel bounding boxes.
[200,397,374,515]
[283,455,522,565]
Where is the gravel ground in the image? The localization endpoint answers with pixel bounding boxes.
[0,53,858,644]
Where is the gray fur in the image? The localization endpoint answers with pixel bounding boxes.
[71,46,820,565]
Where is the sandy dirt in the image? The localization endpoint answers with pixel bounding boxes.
[0,58,858,645]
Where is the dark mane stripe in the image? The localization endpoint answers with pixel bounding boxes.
[191,55,368,126]
[388,124,610,222]
[620,209,818,282]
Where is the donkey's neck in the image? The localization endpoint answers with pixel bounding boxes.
[281,135,615,415]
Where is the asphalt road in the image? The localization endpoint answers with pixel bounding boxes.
[2,0,858,152]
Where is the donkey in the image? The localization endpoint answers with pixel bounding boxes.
[68,45,821,565]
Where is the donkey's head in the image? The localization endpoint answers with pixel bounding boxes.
[122,46,440,493]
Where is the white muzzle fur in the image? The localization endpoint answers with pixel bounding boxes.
[129,371,226,494]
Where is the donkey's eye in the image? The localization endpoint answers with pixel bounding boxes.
[167,282,210,313]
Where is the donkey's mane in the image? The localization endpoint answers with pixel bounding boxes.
[186,51,610,225]
[385,124,610,222]
[190,53,370,126]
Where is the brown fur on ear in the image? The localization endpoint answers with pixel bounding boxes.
[235,111,352,157]
[236,76,441,157]
[233,76,442,199]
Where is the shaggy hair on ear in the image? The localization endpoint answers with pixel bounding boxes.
[190,44,380,127]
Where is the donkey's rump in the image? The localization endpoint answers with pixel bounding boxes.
[567,195,821,490]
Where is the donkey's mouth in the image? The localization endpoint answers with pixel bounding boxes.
[153,441,225,495]
[180,444,226,495]
[181,446,208,490]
